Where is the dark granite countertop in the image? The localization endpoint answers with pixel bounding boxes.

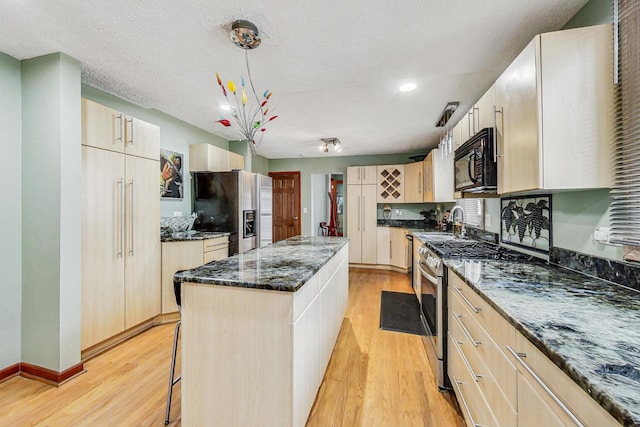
[376,219,439,231]
[174,236,349,292]
[161,231,230,243]
[445,257,640,426]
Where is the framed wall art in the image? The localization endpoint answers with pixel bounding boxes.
[160,149,184,199]
[501,194,552,253]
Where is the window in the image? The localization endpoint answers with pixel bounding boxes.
[610,0,640,261]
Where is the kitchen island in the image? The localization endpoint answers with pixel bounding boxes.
[174,236,349,427]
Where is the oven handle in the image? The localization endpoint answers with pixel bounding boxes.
[418,261,438,285]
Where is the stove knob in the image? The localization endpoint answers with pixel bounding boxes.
[418,247,427,255]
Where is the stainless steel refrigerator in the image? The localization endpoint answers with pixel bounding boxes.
[256,174,273,247]
[192,170,256,255]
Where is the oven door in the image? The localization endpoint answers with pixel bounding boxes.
[418,259,446,388]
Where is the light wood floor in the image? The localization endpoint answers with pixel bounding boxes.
[0,268,463,427]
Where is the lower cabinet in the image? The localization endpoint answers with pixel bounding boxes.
[81,145,160,351]
[181,245,349,427]
[161,236,229,313]
[376,226,409,271]
[447,271,619,427]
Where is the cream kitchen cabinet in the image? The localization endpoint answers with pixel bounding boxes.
[346,165,377,185]
[376,227,409,271]
[377,165,405,203]
[189,143,245,172]
[81,98,159,161]
[81,145,160,350]
[448,271,619,427]
[161,236,229,314]
[404,161,423,203]
[453,109,474,150]
[471,84,495,135]
[423,149,454,203]
[495,24,613,194]
[347,183,377,264]
[81,99,160,351]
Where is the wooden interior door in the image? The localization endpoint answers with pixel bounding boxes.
[269,171,301,242]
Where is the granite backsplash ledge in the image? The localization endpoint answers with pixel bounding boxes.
[550,247,640,292]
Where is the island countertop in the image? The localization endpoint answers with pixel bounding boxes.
[174,235,349,292]
[445,257,640,426]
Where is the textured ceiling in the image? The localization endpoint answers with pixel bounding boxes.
[0,0,589,159]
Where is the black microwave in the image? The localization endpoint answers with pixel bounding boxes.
[454,128,497,193]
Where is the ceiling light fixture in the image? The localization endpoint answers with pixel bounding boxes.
[215,20,278,155]
[320,137,342,153]
[399,82,417,92]
[435,101,459,127]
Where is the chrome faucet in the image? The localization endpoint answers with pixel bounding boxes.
[448,205,466,238]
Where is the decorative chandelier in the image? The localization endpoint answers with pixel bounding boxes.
[215,20,277,155]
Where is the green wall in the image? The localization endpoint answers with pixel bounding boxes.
[81,86,229,219]
[563,0,612,29]
[0,52,22,369]
[21,53,82,371]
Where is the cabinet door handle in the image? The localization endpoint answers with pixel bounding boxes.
[472,105,479,134]
[418,171,422,194]
[453,312,481,347]
[362,167,365,182]
[115,113,124,142]
[357,196,361,232]
[452,335,483,382]
[451,376,484,427]
[362,196,366,231]
[389,240,392,259]
[126,117,134,145]
[494,106,503,162]
[506,346,584,427]
[453,286,481,313]
[467,110,473,138]
[129,179,134,255]
[117,178,124,257]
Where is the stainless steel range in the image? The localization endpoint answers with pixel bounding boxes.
[416,234,534,390]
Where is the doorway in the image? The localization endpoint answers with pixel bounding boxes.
[269,171,301,242]
[311,173,344,237]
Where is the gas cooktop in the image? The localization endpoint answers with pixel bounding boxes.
[424,238,536,261]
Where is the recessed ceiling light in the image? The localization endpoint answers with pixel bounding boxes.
[220,104,231,111]
[399,82,417,92]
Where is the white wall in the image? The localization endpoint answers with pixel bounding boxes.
[21,53,81,371]
[0,52,22,370]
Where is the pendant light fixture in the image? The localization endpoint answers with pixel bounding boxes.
[215,20,278,155]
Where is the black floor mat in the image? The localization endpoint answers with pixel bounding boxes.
[379,291,426,336]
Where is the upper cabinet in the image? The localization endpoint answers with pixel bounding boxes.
[346,165,377,185]
[189,143,245,172]
[423,149,454,203]
[453,110,473,151]
[495,24,613,194]
[404,162,423,203]
[473,83,496,134]
[377,165,405,203]
[81,98,159,161]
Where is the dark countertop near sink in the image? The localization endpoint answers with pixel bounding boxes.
[161,230,230,242]
[174,236,349,292]
[444,255,640,426]
[376,219,440,231]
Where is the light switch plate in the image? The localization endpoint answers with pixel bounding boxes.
[485,214,492,227]
[303,207,308,214]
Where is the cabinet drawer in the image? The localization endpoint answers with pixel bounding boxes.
[203,247,228,264]
[448,333,499,427]
[449,295,517,425]
[449,273,514,352]
[510,333,619,427]
[203,236,228,252]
